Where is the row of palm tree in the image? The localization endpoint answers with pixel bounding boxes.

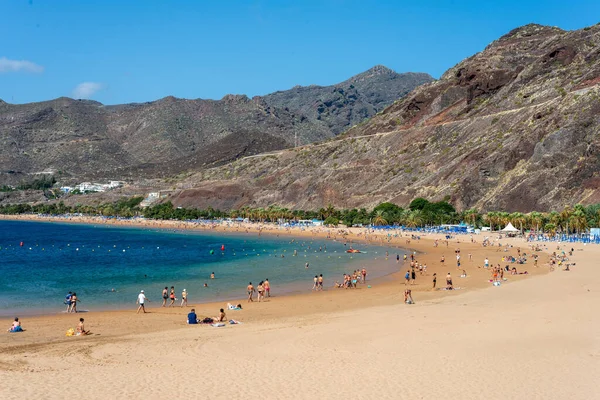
[0,198,599,234]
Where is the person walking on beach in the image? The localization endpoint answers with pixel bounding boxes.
[361,268,367,283]
[161,287,168,307]
[257,281,265,302]
[180,289,188,307]
[169,286,176,307]
[432,273,437,290]
[247,282,255,302]
[446,273,453,290]
[318,274,324,290]
[137,290,149,313]
[312,275,318,290]
[64,291,73,313]
[264,279,271,297]
[70,292,80,313]
[411,268,416,285]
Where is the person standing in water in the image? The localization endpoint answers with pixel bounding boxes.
[161,287,168,307]
[180,289,188,307]
[312,275,318,290]
[247,282,255,302]
[361,268,367,283]
[137,290,149,314]
[210,272,215,279]
[64,291,73,313]
[264,279,271,297]
[70,293,80,313]
[168,286,175,307]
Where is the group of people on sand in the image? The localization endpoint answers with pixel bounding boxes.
[186,307,229,324]
[312,274,325,290]
[7,316,90,336]
[334,268,367,289]
[246,279,271,302]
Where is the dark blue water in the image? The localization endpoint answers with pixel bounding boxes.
[0,221,403,316]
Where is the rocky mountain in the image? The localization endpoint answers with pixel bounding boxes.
[0,67,430,186]
[262,66,434,135]
[169,23,600,212]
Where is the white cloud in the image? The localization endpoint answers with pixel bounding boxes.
[0,57,44,73]
[71,82,105,99]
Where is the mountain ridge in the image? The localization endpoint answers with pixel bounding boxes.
[165,23,600,212]
[0,66,432,185]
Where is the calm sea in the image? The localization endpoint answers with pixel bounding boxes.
[0,220,404,316]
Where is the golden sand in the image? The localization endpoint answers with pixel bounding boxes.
[1,216,597,399]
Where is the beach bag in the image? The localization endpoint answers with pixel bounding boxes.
[65,328,75,336]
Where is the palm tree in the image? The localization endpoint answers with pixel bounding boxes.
[528,211,544,233]
[560,205,573,233]
[463,209,479,227]
[510,212,526,233]
[569,210,588,235]
[373,210,388,226]
[323,204,336,219]
[405,210,423,228]
[483,212,496,231]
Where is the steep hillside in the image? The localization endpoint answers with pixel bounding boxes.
[263,66,434,135]
[0,66,429,185]
[169,24,600,212]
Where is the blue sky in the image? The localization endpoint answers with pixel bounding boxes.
[1,0,599,104]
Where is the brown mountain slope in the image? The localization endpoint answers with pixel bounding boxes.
[0,67,430,185]
[170,23,600,212]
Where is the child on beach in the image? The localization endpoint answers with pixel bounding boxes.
[7,317,22,332]
[187,309,198,324]
[76,318,90,335]
[404,289,414,304]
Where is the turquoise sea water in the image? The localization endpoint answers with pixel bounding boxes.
[0,221,403,316]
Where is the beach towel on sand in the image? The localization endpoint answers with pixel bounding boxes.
[211,323,226,327]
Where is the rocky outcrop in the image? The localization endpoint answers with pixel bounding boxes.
[169,23,600,212]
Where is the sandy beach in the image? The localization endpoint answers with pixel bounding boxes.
[1,216,598,399]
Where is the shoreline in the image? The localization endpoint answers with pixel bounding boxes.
[0,216,411,318]
[1,214,551,332]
